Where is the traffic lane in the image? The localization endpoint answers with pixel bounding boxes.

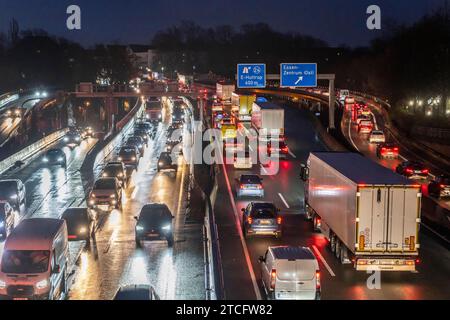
[69,122,204,300]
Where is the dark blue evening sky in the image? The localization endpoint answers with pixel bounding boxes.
[0,0,445,47]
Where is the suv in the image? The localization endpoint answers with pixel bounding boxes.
[101,162,127,187]
[88,178,123,210]
[134,204,175,247]
[241,202,282,239]
[157,152,177,173]
[118,146,140,169]
[259,246,320,300]
[64,130,81,147]
[61,208,96,245]
[395,161,429,179]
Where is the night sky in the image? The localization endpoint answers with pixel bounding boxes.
[0,0,445,47]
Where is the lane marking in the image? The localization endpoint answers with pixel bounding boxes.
[312,245,336,277]
[347,115,360,151]
[221,158,262,300]
[288,149,297,159]
[260,165,268,175]
[278,193,290,209]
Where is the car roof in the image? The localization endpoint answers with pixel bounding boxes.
[270,246,316,261]
[252,202,275,208]
[62,207,88,216]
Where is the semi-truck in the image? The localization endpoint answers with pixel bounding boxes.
[145,98,162,123]
[232,92,256,122]
[251,101,285,141]
[300,152,421,271]
[216,82,235,103]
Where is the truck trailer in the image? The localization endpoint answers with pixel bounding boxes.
[251,101,285,141]
[300,152,421,271]
[216,82,235,103]
[232,92,256,122]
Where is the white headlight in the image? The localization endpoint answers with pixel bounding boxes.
[43,158,49,162]
[79,227,87,234]
[10,195,17,200]
[0,222,4,228]
[162,224,171,231]
[0,280,6,289]
[36,279,49,289]
[57,157,64,162]
[64,137,69,142]
[136,225,144,231]
[158,162,164,166]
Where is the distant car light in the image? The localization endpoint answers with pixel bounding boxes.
[162,224,171,231]
[79,227,87,234]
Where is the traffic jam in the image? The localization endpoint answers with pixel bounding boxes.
[0,96,190,300]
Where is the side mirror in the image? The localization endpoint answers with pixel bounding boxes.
[300,164,309,182]
[52,265,61,274]
[258,256,265,263]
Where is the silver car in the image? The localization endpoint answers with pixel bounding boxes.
[241,202,282,239]
[236,175,264,198]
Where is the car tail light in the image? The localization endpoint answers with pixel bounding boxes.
[381,148,386,153]
[247,217,253,225]
[440,184,446,188]
[394,147,399,152]
[277,217,282,225]
[240,184,245,190]
[406,168,413,174]
[270,269,276,290]
[421,169,429,174]
[415,258,420,264]
[316,271,321,290]
[257,184,263,190]
[282,147,288,153]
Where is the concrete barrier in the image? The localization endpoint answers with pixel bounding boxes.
[0,128,69,175]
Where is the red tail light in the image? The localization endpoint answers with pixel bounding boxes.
[270,269,277,290]
[282,147,288,153]
[316,271,321,290]
[240,184,245,190]
[257,184,263,190]
[393,147,399,152]
[247,217,253,225]
[406,168,413,174]
[422,169,429,174]
[440,184,446,188]
[415,258,421,264]
[277,217,282,225]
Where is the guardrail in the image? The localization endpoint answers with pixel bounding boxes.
[0,128,69,175]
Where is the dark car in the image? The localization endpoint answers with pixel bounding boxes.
[376,143,399,159]
[102,162,127,186]
[0,201,15,241]
[113,285,159,300]
[267,140,289,158]
[135,122,152,134]
[157,152,177,173]
[64,130,81,147]
[118,146,140,169]
[134,129,149,145]
[81,126,94,139]
[0,179,26,209]
[42,149,67,167]
[126,136,145,156]
[61,207,96,245]
[241,202,282,239]
[428,175,450,198]
[395,161,429,179]
[135,204,174,247]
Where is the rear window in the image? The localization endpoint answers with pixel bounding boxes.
[241,175,261,184]
[47,149,62,154]
[251,204,276,219]
[94,179,116,189]
[120,148,136,155]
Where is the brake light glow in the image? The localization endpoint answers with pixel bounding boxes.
[406,168,413,174]
[316,271,321,290]
[277,217,282,225]
[421,169,429,174]
[247,217,253,225]
[270,269,276,290]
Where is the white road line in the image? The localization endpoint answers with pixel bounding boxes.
[260,165,268,175]
[278,193,290,209]
[131,186,139,199]
[221,155,262,300]
[370,111,379,131]
[347,116,360,151]
[288,149,297,158]
[312,245,336,277]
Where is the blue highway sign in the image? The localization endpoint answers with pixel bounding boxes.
[237,64,266,88]
[280,63,317,88]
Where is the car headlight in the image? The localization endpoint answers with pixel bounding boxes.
[118,157,123,161]
[102,173,108,177]
[0,280,6,289]
[132,157,137,161]
[110,194,116,199]
[10,195,17,200]
[76,137,81,141]
[136,225,144,231]
[91,194,96,198]
[0,222,4,228]
[58,157,64,162]
[79,227,87,234]
[159,115,162,119]
[64,137,69,142]
[43,157,49,162]
[158,162,164,166]
[162,224,171,231]
[36,279,49,289]
[117,173,123,178]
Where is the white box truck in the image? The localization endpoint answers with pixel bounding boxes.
[251,101,285,140]
[300,152,421,271]
[216,82,235,103]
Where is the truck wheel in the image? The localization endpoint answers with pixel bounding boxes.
[340,246,349,264]
[330,234,336,253]
[335,239,341,260]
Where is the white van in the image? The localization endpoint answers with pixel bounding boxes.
[259,246,321,300]
[0,218,68,300]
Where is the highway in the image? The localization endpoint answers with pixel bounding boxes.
[0,99,204,300]
[213,98,450,300]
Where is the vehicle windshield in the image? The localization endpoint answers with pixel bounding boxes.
[120,148,136,156]
[251,204,276,219]
[1,250,50,274]
[104,166,121,176]
[47,149,62,155]
[241,175,261,185]
[94,179,116,190]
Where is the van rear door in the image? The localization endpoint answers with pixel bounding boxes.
[275,260,317,300]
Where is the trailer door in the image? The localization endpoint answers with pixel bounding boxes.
[357,187,388,253]
[387,187,420,253]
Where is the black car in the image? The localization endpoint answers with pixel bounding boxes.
[134,129,149,145]
[0,201,15,241]
[157,152,177,173]
[135,122,152,134]
[126,136,145,156]
[42,149,67,167]
[0,179,26,209]
[64,131,81,147]
[118,146,140,169]
[61,207,96,245]
[241,202,282,239]
[428,175,450,198]
[395,161,429,179]
[102,162,127,186]
[113,285,159,300]
[135,204,174,247]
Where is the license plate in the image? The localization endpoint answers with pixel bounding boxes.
[260,220,271,225]
[415,171,422,174]
[147,233,159,237]
[13,298,28,300]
